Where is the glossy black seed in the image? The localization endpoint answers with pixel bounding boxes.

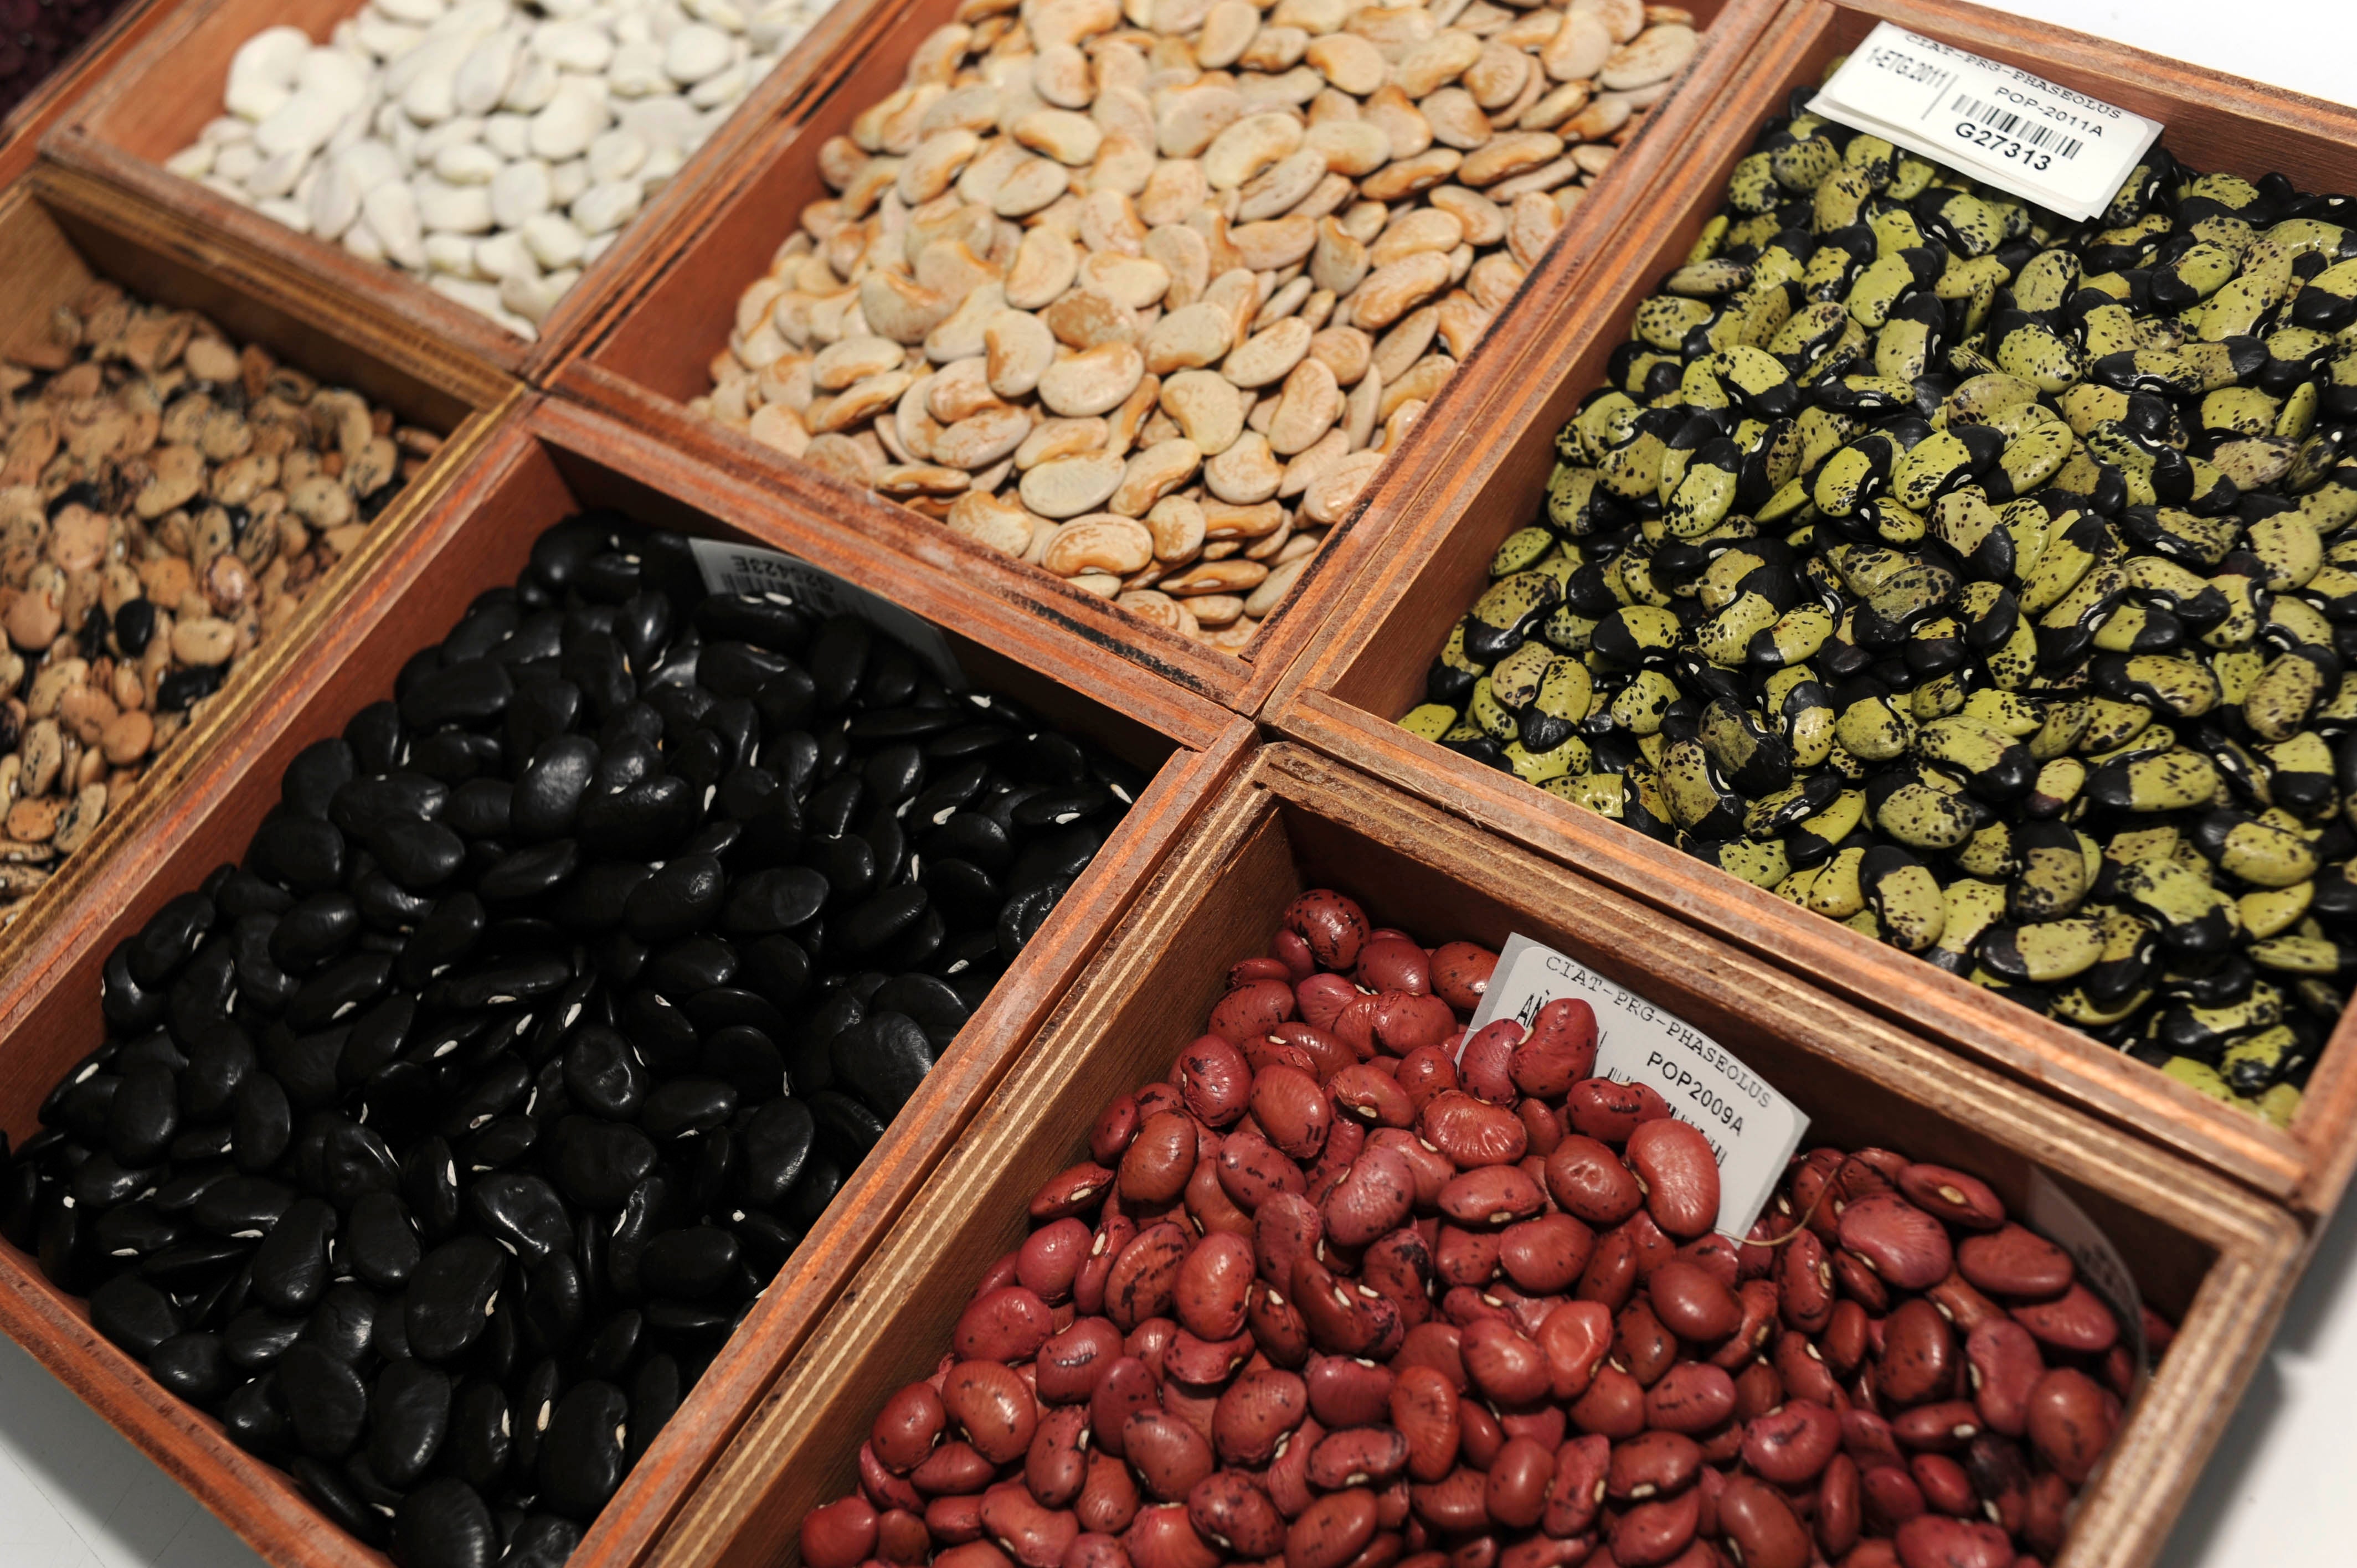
[90,1273,180,1355]
[195,1175,296,1237]
[462,1113,539,1171]
[301,1283,384,1365]
[625,1353,681,1464]
[230,915,302,1013]
[640,1226,738,1299]
[286,953,393,1031]
[549,1116,657,1210]
[434,955,571,1013]
[402,658,516,731]
[101,946,168,1032]
[148,1330,231,1402]
[718,866,827,936]
[266,893,360,977]
[839,885,929,957]
[346,1192,423,1291]
[639,1077,736,1139]
[253,817,347,894]
[392,1474,496,1568]
[262,1026,344,1112]
[618,987,699,1068]
[699,1024,786,1100]
[684,987,786,1039]
[368,1358,453,1487]
[605,1179,668,1299]
[617,854,722,945]
[250,1196,337,1313]
[330,773,451,839]
[226,1307,308,1369]
[405,1236,508,1362]
[447,1379,513,1493]
[578,776,699,859]
[563,1027,648,1120]
[809,1090,888,1156]
[538,1379,630,1519]
[998,878,1069,957]
[927,811,1012,873]
[92,1200,182,1260]
[523,1251,588,1359]
[832,1012,935,1117]
[70,1150,153,1210]
[370,819,468,890]
[321,1120,402,1205]
[131,893,215,988]
[441,1055,531,1139]
[107,1060,179,1167]
[220,1374,289,1456]
[279,1341,370,1458]
[354,866,438,933]
[469,1172,575,1263]
[231,1072,293,1173]
[478,840,578,902]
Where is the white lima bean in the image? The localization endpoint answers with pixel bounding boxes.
[168,0,845,339]
[702,0,1704,650]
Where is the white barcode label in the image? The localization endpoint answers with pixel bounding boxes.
[1809,21,2163,221]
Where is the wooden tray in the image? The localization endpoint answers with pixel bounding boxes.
[0,393,1254,1568]
[0,157,514,1007]
[1266,0,2357,1219]
[37,0,896,380]
[0,0,172,190]
[552,0,1780,715]
[645,742,2305,1568]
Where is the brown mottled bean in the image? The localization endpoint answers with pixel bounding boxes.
[1510,998,1600,1098]
[1569,1364,1647,1440]
[801,1495,877,1568]
[1955,1225,2073,1299]
[1608,1429,1702,1501]
[1965,1318,2044,1438]
[1305,1354,1396,1429]
[981,1481,1080,1567]
[1331,1063,1418,1127]
[1212,978,1299,1044]
[1254,1065,1334,1160]
[1718,1472,1812,1568]
[1438,1164,1547,1227]
[1498,1213,1595,1294]
[1626,1119,1721,1240]
[1895,1163,2006,1231]
[1177,1036,1255,1128]
[1645,1260,1741,1343]
[1892,1515,2014,1568]
[1089,1358,1159,1461]
[2024,1367,2116,1483]
[1564,1079,1670,1144]
[1610,1483,1701,1567]
[1218,1131,1307,1213]
[1107,1222,1192,1330]
[1890,1400,1982,1453]
[1309,1425,1411,1489]
[1429,942,1495,1012]
[1188,1469,1285,1557]
[1019,1219,1094,1304]
[1286,891,1371,971]
[943,1361,1037,1465]
[1125,1504,1218,1568]
[1393,1048,1461,1114]
[2010,1282,2119,1355]
[1483,1435,1556,1530]
[1036,1318,1125,1405]
[1026,1405,1092,1507]
[1545,1134,1644,1225]
[1214,1366,1309,1466]
[956,1286,1055,1363]
[1286,1488,1378,1568]
[1077,1451,1141,1535]
[1176,1231,1256,1341]
[1031,1162,1118,1220]
[873,1381,947,1473]
[1576,1225,1639,1312]
[1615,1300,1679,1386]
[1460,1315,1551,1405]
[1643,1362,1736,1435]
[1838,1195,1955,1292]
[1357,936,1433,995]
[1743,1394,1841,1486]
[1391,1362,1462,1483]
[1909,1451,1974,1517]
[1125,1410,1217,1502]
[1326,1144,1421,1246]
[1418,1090,1529,1167]
[1877,1297,1956,1407]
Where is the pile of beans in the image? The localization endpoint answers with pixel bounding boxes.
[0,283,439,932]
[167,0,833,337]
[702,0,1709,649]
[4,513,1140,1567]
[0,0,128,123]
[801,889,2152,1568]
[1403,103,2357,1123]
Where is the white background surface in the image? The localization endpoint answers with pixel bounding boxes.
[8,1,2357,1565]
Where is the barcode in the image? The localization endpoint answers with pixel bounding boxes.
[1949,92,2082,159]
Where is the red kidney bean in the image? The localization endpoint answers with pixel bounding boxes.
[1925,1270,2004,1335]
[1386,1362,1459,1483]
[1176,1036,1254,1128]
[1891,1515,2013,1568]
[1124,1410,1217,1502]
[1743,1396,1840,1484]
[1107,1222,1191,1330]
[1408,1466,1488,1536]
[1036,1319,1125,1405]
[1770,1227,1833,1334]
[1461,1316,1551,1405]
[1577,1226,1640,1311]
[1963,1319,2042,1439]
[1358,935,1433,996]
[1616,1301,1678,1386]
[1644,1363,1736,1434]
[1393,1048,1461,1113]
[1175,1232,1255,1342]
[1212,978,1299,1044]
[1439,1164,1547,1227]
[1272,927,1316,979]
[1332,1064,1419,1128]
[1121,1111,1200,1205]
[1732,1359,1782,1423]
[2009,1283,2118,1355]
[1569,1364,1646,1440]
[1675,1233,1742,1287]
[1623,1208,1680,1280]
[1249,1280,1313,1366]
[1429,941,1496,1012]
[943,1360,1037,1465]
[1646,1260,1742,1343]
[1291,979,1357,1040]
[1895,1164,2005,1231]
[1955,1225,2073,1300]
[956,1286,1056,1364]
[1395,1321,1466,1388]
[1476,1435,1551,1529]
[1362,1229,1437,1320]
[1609,1429,1702,1501]
[1768,1331,1840,1411]
[1188,1469,1285,1557]
[1610,1483,1701,1566]
[1838,1195,1954,1292]
[1371,1128,1455,1209]
[2024,1368,2115,1483]
[1075,1452,1141,1534]
[873,1381,947,1473]
[1327,1144,1420,1246]
[1824,1297,1870,1377]
[1305,1353,1396,1427]
[1293,1250,1403,1359]
[1254,1066,1334,1160]
[1816,1451,1862,1556]
[1309,1426,1411,1489]
[982,1481,1082,1567]
[801,1494,877,1568]
[1457,1018,1521,1105]
[1436,1224,1504,1287]
[1890,1400,1980,1453]
[1219,1132,1306,1213]
[1565,1079,1669,1144]
[917,1438,999,1496]
[1020,1219,1095,1305]
[1909,1451,1974,1517]
[862,1443,924,1513]
[927,1492,985,1543]
[1257,1192,1325,1288]
[1136,1084,1188,1122]
[876,1507,929,1562]
[1287,1488,1379,1568]
[1517,1097,1565,1158]
[1419,1091,1529,1168]
[1877,1297,1955,1408]
[1544,1135,1644,1225]
[1027,1405,1092,1507]
[1093,1096,1143,1165]
[1185,1154,1254,1243]
[1717,1473,1812,1568]
[1861,1462,1926,1534]
[1497,999,1594,1101]
[1032,1163,1119,1221]
[1499,1213,1595,1294]
[1125,1504,1218,1568]
[1625,1120,1720,1240]
[1711,1279,1779,1373]
[1089,1358,1159,1461]
[1375,992,1459,1058]
[1233,956,1294,987]
[1212,1366,1308,1466]
[1285,890,1370,972]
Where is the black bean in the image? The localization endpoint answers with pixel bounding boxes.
[368,1359,452,1488]
[537,1379,629,1519]
[563,1027,647,1120]
[624,854,725,943]
[226,1307,308,1370]
[548,1116,657,1211]
[286,953,393,1032]
[394,1475,497,1568]
[90,1273,181,1356]
[148,1331,231,1402]
[302,1283,384,1366]
[194,1174,296,1237]
[405,1236,507,1362]
[639,1226,738,1299]
[231,1073,294,1173]
[250,1197,336,1313]
[468,1172,575,1263]
[106,1060,180,1168]
[446,1378,513,1493]
[639,1077,736,1140]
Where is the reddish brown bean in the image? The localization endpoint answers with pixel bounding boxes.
[1174,1232,1255,1342]
[876,1507,928,1563]
[1176,1036,1254,1128]
[1121,1112,1201,1205]
[943,1360,1037,1465]
[1924,1270,2005,1335]
[2024,1368,2115,1483]
[862,1442,923,1513]
[1877,1297,1955,1407]
[1188,1469,1286,1557]
[1028,1405,1092,1507]
[1076,1216,1137,1317]
[1743,1397,1840,1485]
[1770,1330,1842,1409]
[1418,1091,1529,1168]
[1964,1319,2044,1438]
[1569,1364,1646,1440]
[1305,1354,1396,1427]
[1436,1224,1503,1287]
[1326,1145,1420,1246]
[1257,1193,1325,1288]
[1285,890,1371,972]
[873,1381,946,1473]
[1565,1079,1670,1144]
[1610,1484,1701,1567]
[1626,1120,1721,1241]
[1577,1227,1640,1312]
[1439,1164,1547,1228]
[1391,1363,1461,1483]
[1287,1488,1379,1568]
[956,1286,1055,1364]
[1393,1048,1460,1114]
[1860,1462,1926,1533]
[1817,1451,1862,1557]
[1089,1358,1159,1460]
[1430,942,1496,1012]
[1774,1227,1835,1334]
[2010,1283,2119,1355]
[1212,978,1299,1044]
[1518,1098,1565,1158]
[1037,1318,1125,1404]
[1895,1163,2005,1231]
[1212,1366,1308,1466]
[1107,1222,1191,1331]
[983,1482,1082,1568]
[1091,1096,1141,1165]
[1295,972,1360,1031]
[926,1492,985,1543]
[1644,1362,1736,1435]
[1125,1410,1217,1502]
[1732,1359,1783,1423]
[1955,1225,2073,1300]
[1218,1132,1306,1213]
[1482,1435,1555,1530]
[1020,1220,1095,1305]
[1125,1504,1218,1568]
[1361,1229,1436,1322]
[1838,1195,1954,1292]
[1891,1515,2013,1568]
[1293,1250,1403,1358]
[1249,1281,1313,1368]
[1545,1136,1644,1225]
[1824,1298,1870,1376]
[1499,1213,1595,1294]
[1501,997,1598,1099]
[1461,1315,1551,1405]
[800,1495,877,1568]
[1717,1473,1812,1568]
[1375,992,1458,1058]
[1609,1429,1703,1501]
[1332,1064,1418,1128]
[1910,1452,1974,1517]
[1711,1278,1779,1373]
[1309,1426,1411,1489]
[1890,1400,1981,1453]
[1616,1301,1679,1386]
[1031,1162,1118,1221]
[1077,1452,1141,1534]
[1254,1066,1334,1160]
[1457,1018,1521,1105]
[1408,1467,1488,1536]
[1357,935,1433,995]
[1646,1260,1742,1343]
[915,1440,997,1496]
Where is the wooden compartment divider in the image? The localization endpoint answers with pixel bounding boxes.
[1266,0,2357,1219]
[0,391,1254,1568]
[646,742,2306,1568]
[553,0,1783,715]
[0,157,517,1000]
[38,0,900,380]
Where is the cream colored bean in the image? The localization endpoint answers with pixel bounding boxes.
[1016,417,1110,469]
[1601,23,1696,90]
[1201,112,1304,190]
[1204,431,1284,503]
[1037,343,1147,416]
[1144,301,1237,374]
[1111,439,1203,515]
[1161,369,1247,454]
[946,489,1038,554]
[1020,451,1128,517]
[986,308,1060,396]
[1006,226,1081,308]
[1267,358,1344,454]
[1042,513,1155,575]
[1422,89,1494,151]
[1223,317,1314,388]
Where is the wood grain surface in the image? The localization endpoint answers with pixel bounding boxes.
[37,0,899,380]
[647,742,2306,1568]
[1265,0,2357,1220]
[553,0,1781,715]
[0,393,1253,1568]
